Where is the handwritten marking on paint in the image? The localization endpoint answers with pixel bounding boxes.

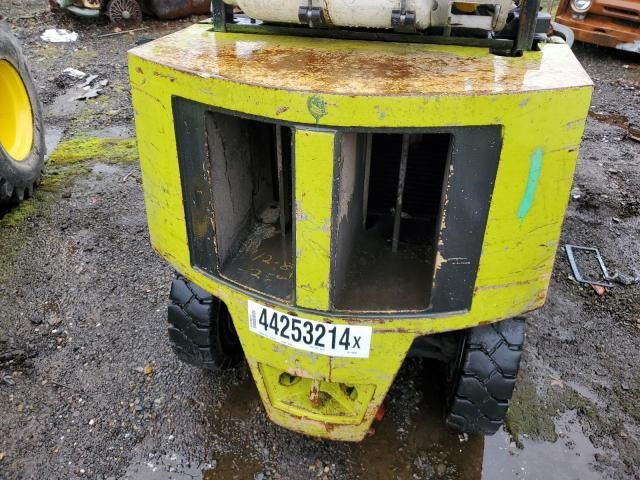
[517,147,543,221]
[307,95,327,124]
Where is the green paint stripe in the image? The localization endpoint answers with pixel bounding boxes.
[517,147,543,221]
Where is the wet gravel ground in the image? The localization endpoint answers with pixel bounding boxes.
[0,2,639,479]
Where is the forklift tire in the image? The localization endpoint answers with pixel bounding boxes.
[167,276,243,371]
[445,318,525,435]
[0,22,45,205]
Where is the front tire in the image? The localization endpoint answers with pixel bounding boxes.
[0,21,45,205]
[445,318,525,435]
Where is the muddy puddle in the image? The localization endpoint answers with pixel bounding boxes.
[124,452,263,480]
[484,411,602,480]
[45,125,64,153]
[124,363,603,480]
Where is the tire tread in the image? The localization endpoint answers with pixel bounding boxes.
[446,318,525,435]
[0,26,45,206]
[167,276,242,371]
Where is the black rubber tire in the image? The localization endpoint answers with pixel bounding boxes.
[445,318,525,435]
[0,21,45,205]
[167,276,243,371]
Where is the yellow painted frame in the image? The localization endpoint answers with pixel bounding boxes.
[129,25,592,441]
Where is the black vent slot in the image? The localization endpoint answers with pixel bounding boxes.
[173,97,294,302]
[332,133,450,312]
[367,134,449,226]
[206,113,294,301]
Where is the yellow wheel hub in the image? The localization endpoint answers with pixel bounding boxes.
[0,59,33,161]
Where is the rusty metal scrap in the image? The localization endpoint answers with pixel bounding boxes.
[554,0,639,50]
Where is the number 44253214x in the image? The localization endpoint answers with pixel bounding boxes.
[248,301,372,358]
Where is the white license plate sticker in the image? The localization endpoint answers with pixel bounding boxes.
[248,301,372,358]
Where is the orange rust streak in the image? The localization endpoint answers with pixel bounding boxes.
[130,27,592,97]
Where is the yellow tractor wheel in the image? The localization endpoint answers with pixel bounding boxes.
[0,21,45,205]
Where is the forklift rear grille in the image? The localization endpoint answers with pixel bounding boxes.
[173,97,502,314]
[331,133,449,312]
[173,100,294,301]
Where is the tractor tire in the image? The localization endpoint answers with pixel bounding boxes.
[445,318,525,435]
[0,21,45,205]
[167,276,243,371]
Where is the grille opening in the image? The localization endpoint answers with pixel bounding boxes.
[206,112,293,301]
[332,133,450,311]
[603,6,638,19]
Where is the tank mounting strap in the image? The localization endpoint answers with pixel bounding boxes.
[391,0,416,32]
[299,2,327,28]
[221,22,515,50]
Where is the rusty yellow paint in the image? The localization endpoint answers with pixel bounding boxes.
[295,129,335,310]
[131,24,592,97]
[258,363,376,425]
[128,25,593,441]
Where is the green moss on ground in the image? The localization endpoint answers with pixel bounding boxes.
[506,365,599,445]
[48,136,138,165]
[506,373,558,443]
[42,163,93,191]
[616,387,640,423]
[2,136,136,229]
[0,135,138,266]
[0,189,53,282]
[0,201,37,228]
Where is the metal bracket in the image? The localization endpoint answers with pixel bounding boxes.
[565,245,614,288]
[211,0,234,31]
[391,0,416,31]
[512,0,542,55]
[299,2,326,28]
[391,9,416,26]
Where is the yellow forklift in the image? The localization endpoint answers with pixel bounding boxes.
[128,0,593,441]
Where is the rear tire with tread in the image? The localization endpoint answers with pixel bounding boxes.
[168,276,243,371]
[445,318,525,435]
[0,21,45,205]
